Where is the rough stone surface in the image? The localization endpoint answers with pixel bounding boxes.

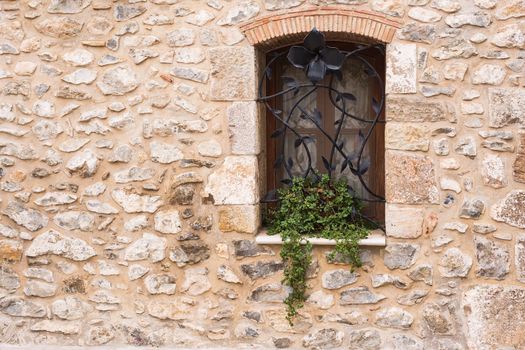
[2,201,48,232]
[423,303,455,335]
[302,328,344,349]
[439,247,472,277]
[347,329,381,350]
[488,88,525,128]
[227,101,259,155]
[482,154,507,188]
[375,307,414,329]
[144,274,177,295]
[386,151,439,204]
[385,123,429,151]
[209,47,255,100]
[322,269,359,289]
[384,243,419,270]
[463,286,525,349]
[387,97,447,122]
[385,205,424,238]
[180,267,211,296]
[475,236,510,280]
[514,133,525,183]
[340,287,386,305]
[386,43,417,94]
[97,65,139,95]
[491,190,525,228]
[111,189,163,214]
[154,210,182,234]
[218,206,259,234]
[0,0,523,348]
[205,156,258,205]
[124,233,166,263]
[26,230,96,261]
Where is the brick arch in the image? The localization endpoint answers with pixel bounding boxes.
[239,7,403,51]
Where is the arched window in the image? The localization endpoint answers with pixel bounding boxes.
[260,29,386,226]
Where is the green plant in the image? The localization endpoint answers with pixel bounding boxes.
[268,174,369,324]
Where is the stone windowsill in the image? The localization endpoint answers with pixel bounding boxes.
[255,228,386,246]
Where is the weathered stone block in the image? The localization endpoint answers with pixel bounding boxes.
[35,17,83,38]
[431,39,477,60]
[460,198,485,219]
[384,243,419,270]
[347,329,381,350]
[209,46,256,101]
[491,21,525,48]
[482,154,507,188]
[385,205,424,239]
[386,96,447,122]
[181,267,211,296]
[218,205,259,234]
[26,230,96,261]
[385,123,429,151]
[496,1,525,20]
[205,156,259,205]
[0,239,22,263]
[303,328,343,349]
[386,43,417,94]
[322,269,359,290]
[233,239,274,258]
[241,260,283,280]
[265,308,312,333]
[514,132,525,183]
[491,190,525,228]
[397,22,436,44]
[385,151,439,204]
[463,285,525,349]
[375,307,413,329]
[423,303,455,335]
[248,282,288,303]
[0,265,21,292]
[439,247,472,277]
[227,101,260,155]
[472,64,506,85]
[489,88,525,128]
[475,236,509,280]
[515,234,525,283]
[168,241,210,267]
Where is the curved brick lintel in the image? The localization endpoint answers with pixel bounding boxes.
[239,7,403,50]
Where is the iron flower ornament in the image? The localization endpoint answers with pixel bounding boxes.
[287,28,346,83]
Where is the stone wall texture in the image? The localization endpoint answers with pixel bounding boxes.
[0,0,525,349]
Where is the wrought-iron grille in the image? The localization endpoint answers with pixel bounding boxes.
[259,28,386,229]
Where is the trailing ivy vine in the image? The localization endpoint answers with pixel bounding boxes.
[268,175,369,324]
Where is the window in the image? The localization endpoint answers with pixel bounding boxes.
[260,30,386,225]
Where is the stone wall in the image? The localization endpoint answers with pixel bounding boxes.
[1,0,525,349]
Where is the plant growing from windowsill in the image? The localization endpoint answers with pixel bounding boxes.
[267,174,369,324]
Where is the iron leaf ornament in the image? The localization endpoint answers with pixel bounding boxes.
[287,28,346,83]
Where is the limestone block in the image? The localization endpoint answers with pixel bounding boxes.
[218,205,259,234]
[488,88,525,128]
[386,43,417,94]
[227,101,260,155]
[209,46,256,101]
[385,151,439,204]
[386,96,447,122]
[463,285,525,349]
[385,205,424,238]
[385,123,429,151]
[205,156,259,205]
[491,190,525,228]
[513,132,525,183]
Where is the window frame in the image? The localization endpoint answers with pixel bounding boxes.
[263,41,386,224]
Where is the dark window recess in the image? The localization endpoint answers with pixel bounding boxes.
[259,28,386,227]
